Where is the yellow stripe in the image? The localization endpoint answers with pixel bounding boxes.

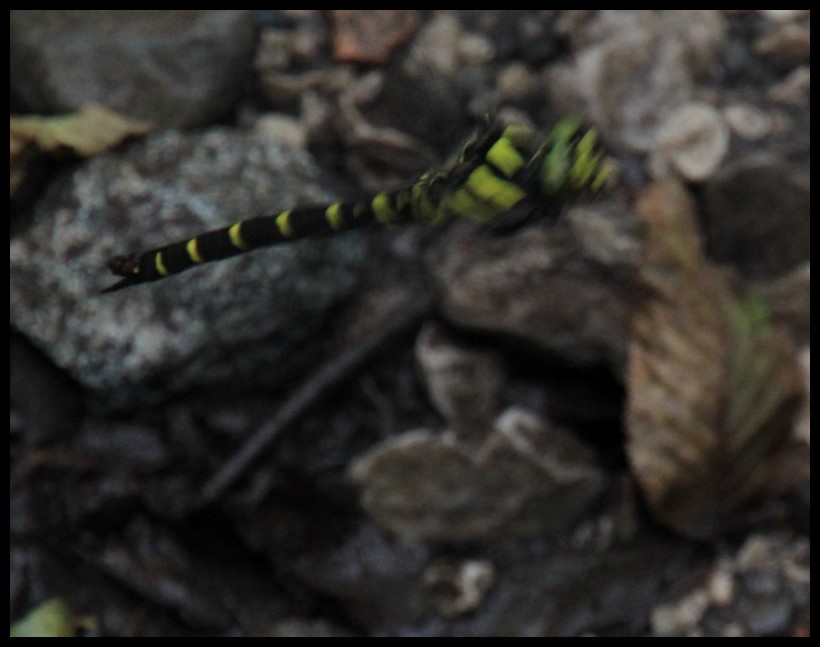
[325,203,344,230]
[186,238,203,263]
[446,188,479,214]
[371,192,396,225]
[444,188,498,225]
[543,141,570,193]
[228,222,249,250]
[577,129,598,160]
[569,130,598,188]
[485,136,526,178]
[275,210,294,237]
[542,118,580,193]
[410,178,440,225]
[501,124,533,148]
[465,164,527,211]
[591,158,612,192]
[551,118,580,144]
[154,252,169,276]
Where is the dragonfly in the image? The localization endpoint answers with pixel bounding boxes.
[103,118,612,293]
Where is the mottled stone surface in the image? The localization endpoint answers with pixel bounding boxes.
[10,129,366,407]
[11,11,255,128]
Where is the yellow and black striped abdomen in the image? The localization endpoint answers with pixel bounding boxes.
[104,119,611,293]
[103,191,418,293]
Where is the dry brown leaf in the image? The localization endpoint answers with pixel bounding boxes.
[10,104,153,196]
[10,104,153,158]
[626,181,804,539]
[331,10,419,64]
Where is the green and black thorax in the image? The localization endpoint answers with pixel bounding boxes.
[103,118,611,293]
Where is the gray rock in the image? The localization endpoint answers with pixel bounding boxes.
[431,204,641,376]
[10,128,366,408]
[548,10,726,152]
[415,322,505,442]
[350,407,607,543]
[653,102,729,181]
[702,157,810,280]
[10,10,255,128]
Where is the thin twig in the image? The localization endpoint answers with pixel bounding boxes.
[198,296,431,506]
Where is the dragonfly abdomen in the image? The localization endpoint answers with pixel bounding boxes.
[104,119,611,293]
